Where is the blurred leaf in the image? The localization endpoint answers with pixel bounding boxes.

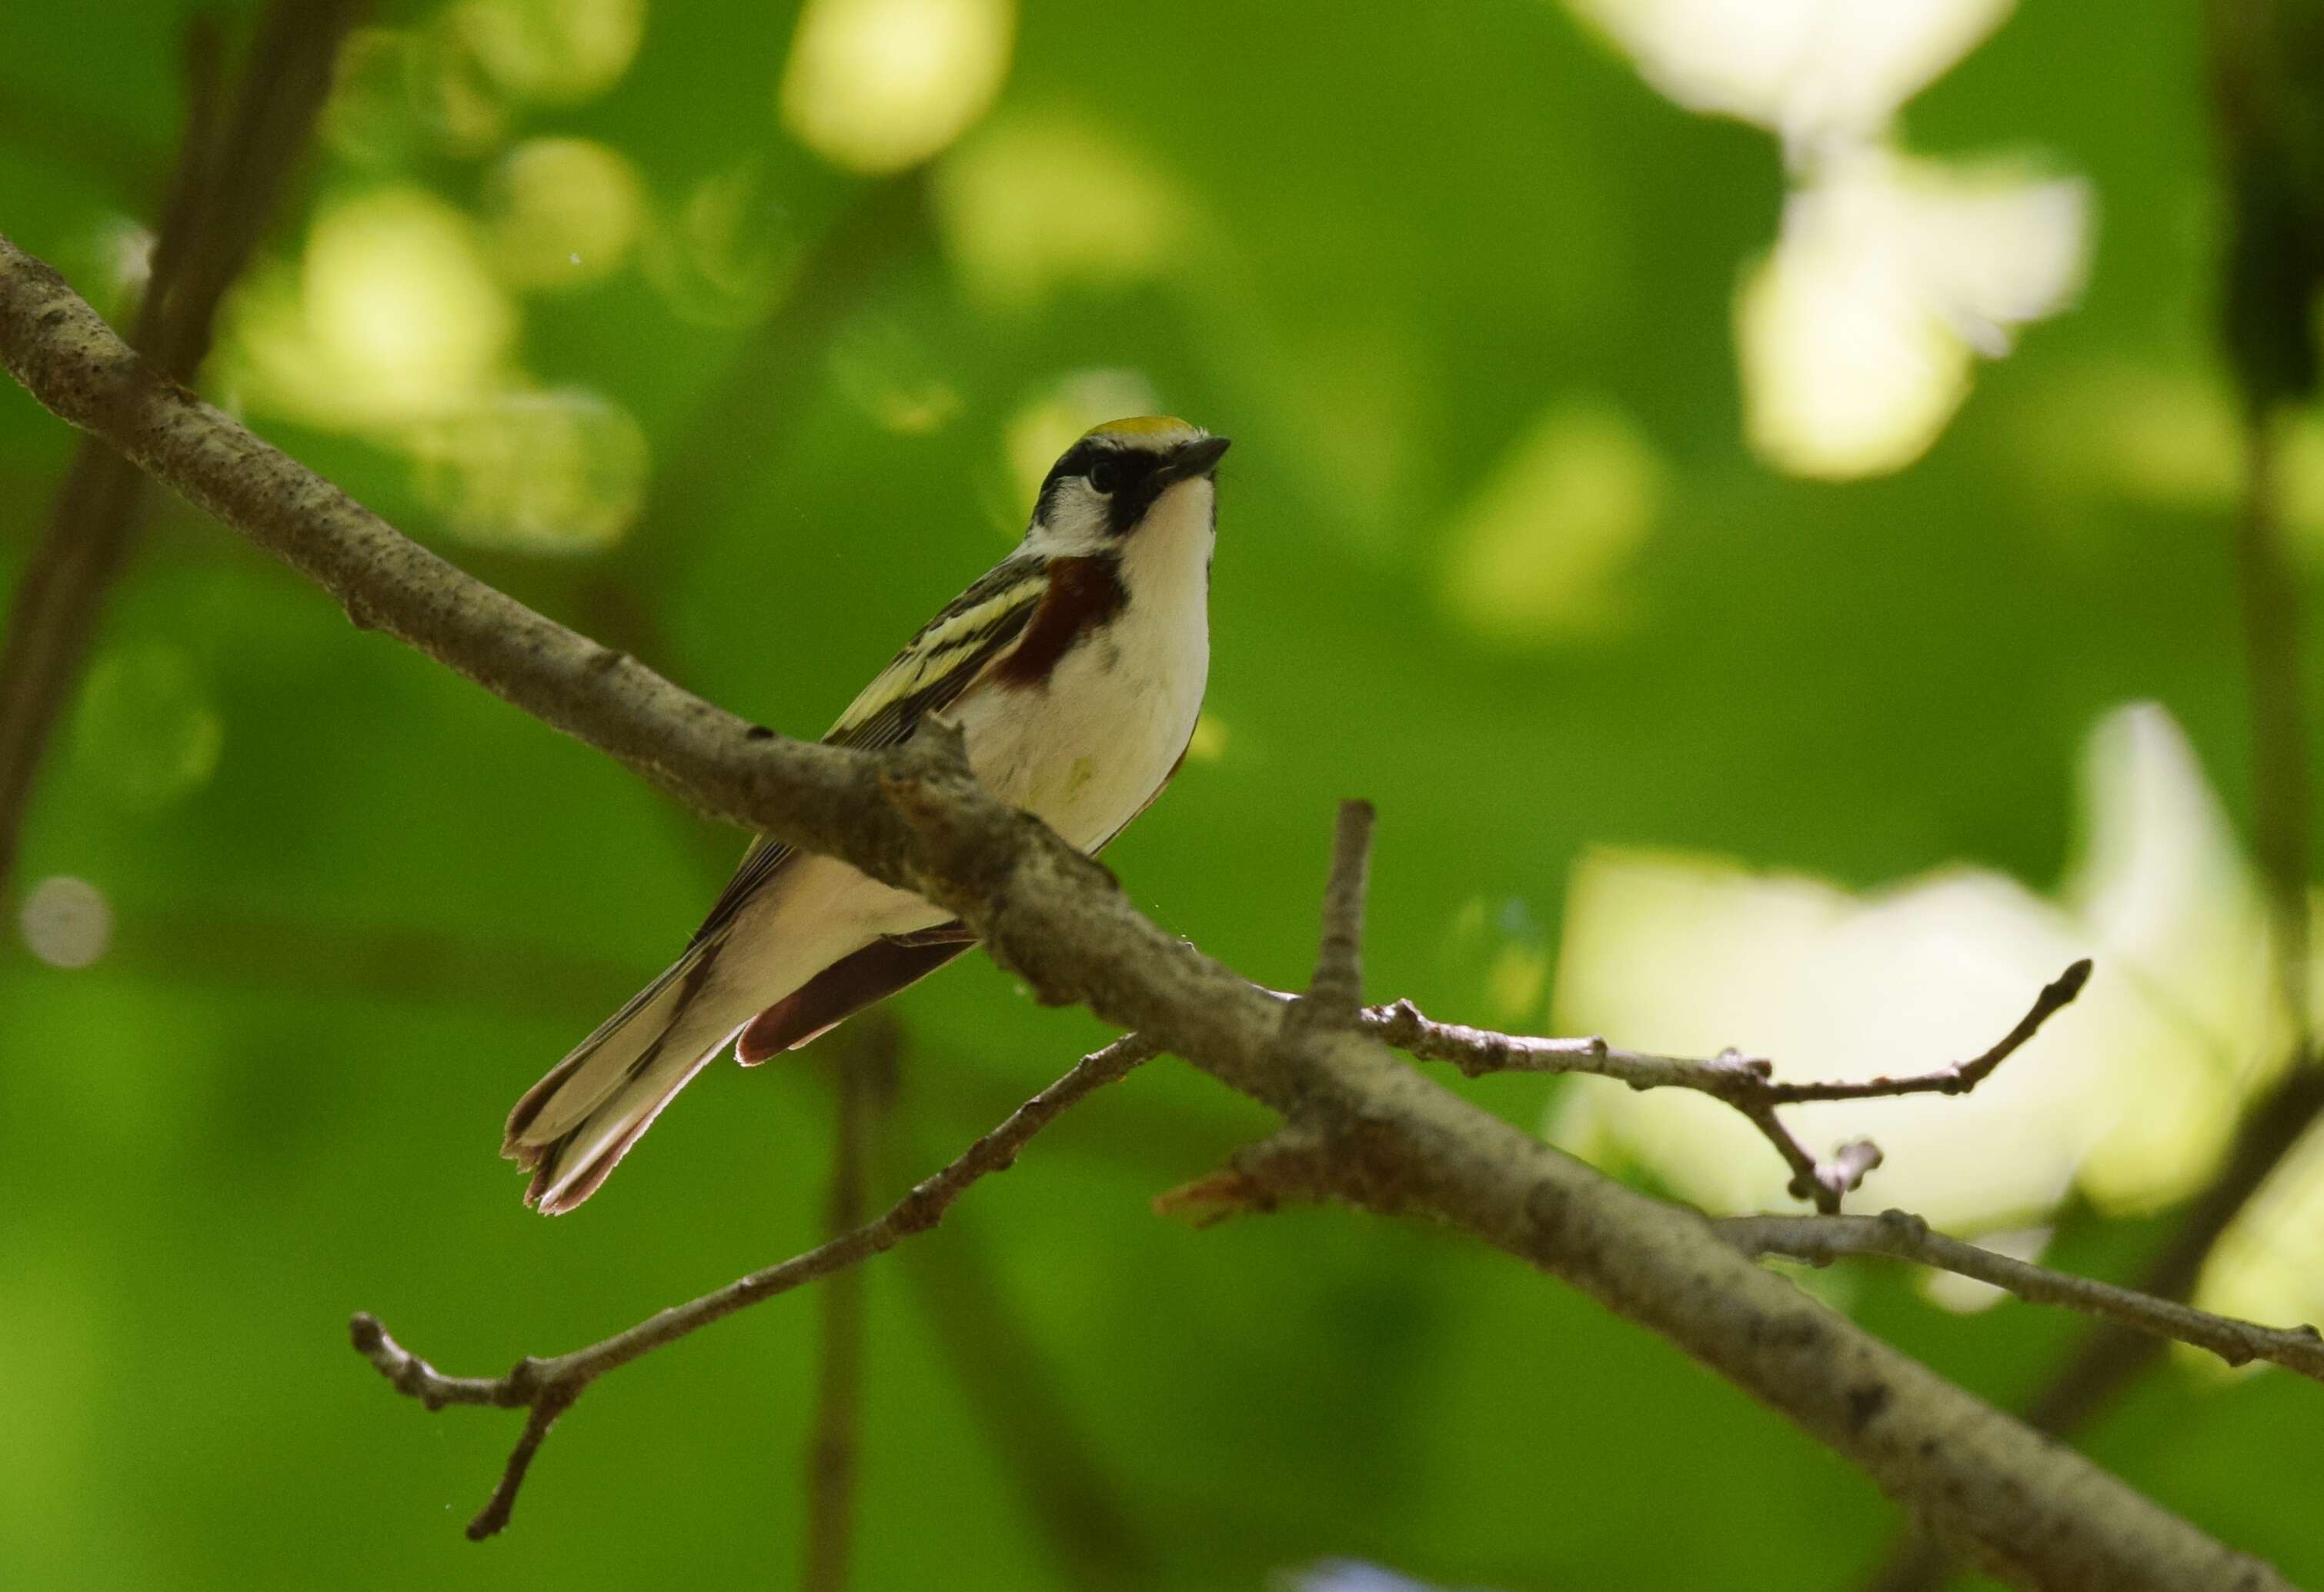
[6,2,2324,1588]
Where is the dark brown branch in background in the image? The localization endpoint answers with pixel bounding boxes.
[2026,0,2324,1447]
[1855,1088,2324,1592]
[1857,25,2324,1585]
[352,1034,1159,1538]
[0,0,360,907]
[1,241,2295,1590]
[1360,960,2090,1214]
[643,171,931,559]
[2234,409,2316,1032]
[0,21,222,897]
[803,1019,900,1592]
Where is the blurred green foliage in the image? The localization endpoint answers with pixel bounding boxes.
[4,2,2322,1589]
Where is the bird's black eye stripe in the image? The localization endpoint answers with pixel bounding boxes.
[1032,439,1173,532]
[1097,449,1167,534]
[1053,440,1104,483]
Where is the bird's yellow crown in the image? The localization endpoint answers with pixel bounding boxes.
[1082,415,1200,444]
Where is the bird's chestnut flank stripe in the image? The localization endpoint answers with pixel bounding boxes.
[993,556,1129,689]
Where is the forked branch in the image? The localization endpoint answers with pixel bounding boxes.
[1177,863,2319,1411]
[1361,959,2092,1213]
[352,1033,1158,1538]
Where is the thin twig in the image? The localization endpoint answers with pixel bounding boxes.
[2024,1066,2324,1439]
[1153,1126,1336,1227]
[350,1033,1157,1538]
[1723,1097,1838,1208]
[1745,1119,1879,1208]
[1294,799,1376,1030]
[470,1386,581,1540]
[1361,960,2089,1213]
[1759,960,2095,1104]
[1364,960,2089,1100]
[1721,1210,2324,1386]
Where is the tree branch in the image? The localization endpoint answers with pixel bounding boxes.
[1359,959,2089,1213]
[0,239,2293,1590]
[351,1033,1158,1538]
[2024,1069,2324,1442]
[1720,1210,2324,1386]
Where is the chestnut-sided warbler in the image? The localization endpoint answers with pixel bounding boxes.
[505,416,1230,1212]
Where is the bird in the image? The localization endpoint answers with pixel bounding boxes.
[503,416,1230,1212]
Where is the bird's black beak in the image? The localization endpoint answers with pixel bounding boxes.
[1161,434,1231,483]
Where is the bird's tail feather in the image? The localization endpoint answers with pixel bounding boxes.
[503,943,752,1214]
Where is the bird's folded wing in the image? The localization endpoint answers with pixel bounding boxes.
[688,555,1047,946]
[735,929,976,1063]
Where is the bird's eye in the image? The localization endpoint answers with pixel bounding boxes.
[1087,458,1120,495]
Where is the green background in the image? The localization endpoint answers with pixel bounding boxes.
[2,2,2316,1588]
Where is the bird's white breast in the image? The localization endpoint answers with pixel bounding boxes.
[960,476,1214,852]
